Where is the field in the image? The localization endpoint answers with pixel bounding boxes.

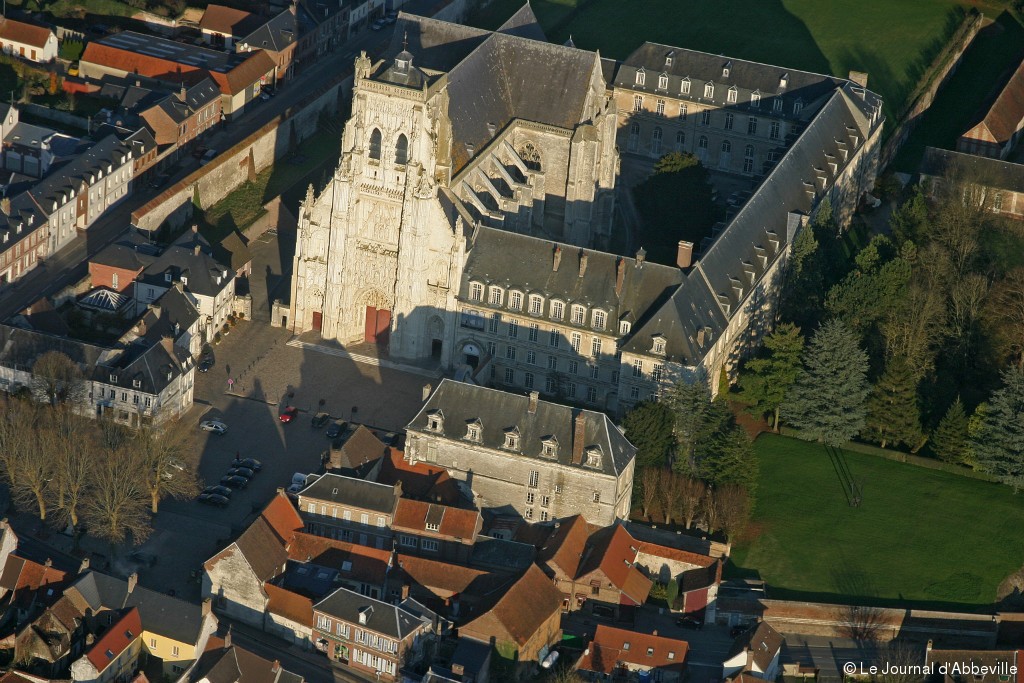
[729,434,1024,610]
[472,0,1013,129]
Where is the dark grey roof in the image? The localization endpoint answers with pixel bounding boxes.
[388,13,489,73]
[190,644,304,683]
[623,86,879,364]
[920,146,1024,194]
[461,225,682,327]
[91,230,162,271]
[155,78,220,124]
[496,3,546,42]
[615,42,848,122]
[0,323,106,372]
[452,635,492,674]
[4,121,56,151]
[469,535,536,572]
[27,134,133,215]
[407,379,637,477]
[69,571,207,645]
[140,229,233,297]
[144,284,201,342]
[299,473,399,514]
[240,8,298,53]
[93,337,189,395]
[314,587,426,640]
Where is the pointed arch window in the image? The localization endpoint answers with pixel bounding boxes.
[368,128,382,160]
[395,133,409,165]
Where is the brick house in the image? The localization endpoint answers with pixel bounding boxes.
[312,587,433,681]
[385,554,513,622]
[633,541,722,619]
[957,58,1024,160]
[0,555,70,629]
[139,79,222,152]
[0,17,57,63]
[920,146,1024,221]
[390,498,481,564]
[68,607,142,683]
[577,624,687,682]
[297,473,401,550]
[0,193,48,285]
[458,564,563,674]
[375,447,460,505]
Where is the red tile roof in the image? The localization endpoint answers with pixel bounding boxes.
[265,583,314,627]
[81,42,206,85]
[199,4,259,35]
[85,607,141,672]
[578,624,687,675]
[393,554,510,597]
[635,542,717,569]
[207,50,275,96]
[261,492,304,544]
[0,18,53,49]
[977,59,1024,143]
[538,515,591,578]
[377,448,459,504]
[580,524,652,604]
[286,533,391,585]
[0,555,68,611]
[392,499,480,540]
[461,564,563,647]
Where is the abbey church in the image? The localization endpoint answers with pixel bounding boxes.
[290,5,884,415]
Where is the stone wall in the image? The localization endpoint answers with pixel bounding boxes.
[21,103,89,132]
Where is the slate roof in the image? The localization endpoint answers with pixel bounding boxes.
[140,285,202,342]
[407,379,637,477]
[314,587,428,640]
[579,623,687,674]
[964,58,1024,145]
[728,621,784,671]
[460,564,562,647]
[461,225,683,328]
[920,146,1024,194]
[68,571,207,645]
[239,8,299,53]
[496,3,546,42]
[140,229,233,298]
[27,134,133,215]
[85,607,140,672]
[90,230,162,272]
[0,323,106,372]
[213,231,252,273]
[469,535,535,572]
[330,424,387,470]
[189,642,305,683]
[0,17,53,49]
[92,337,190,396]
[199,4,263,37]
[391,499,480,540]
[148,78,220,125]
[299,473,399,514]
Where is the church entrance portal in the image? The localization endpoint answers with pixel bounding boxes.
[364,306,391,347]
[311,311,323,331]
[431,339,443,359]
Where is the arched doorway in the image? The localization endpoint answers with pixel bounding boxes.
[358,289,391,348]
[427,316,444,360]
[459,341,481,369]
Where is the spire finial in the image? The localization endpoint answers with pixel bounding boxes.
[403,31,408,53]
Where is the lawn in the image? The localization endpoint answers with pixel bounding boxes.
[729,433,1024,610]
[471,0,1013,131]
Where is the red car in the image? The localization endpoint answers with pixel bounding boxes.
[279,406,298,423]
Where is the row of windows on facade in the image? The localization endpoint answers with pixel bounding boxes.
[628,125,777,170]
[96,387,155,407]
[468,284,610,330]
[492,364,652,403]
[463,310,648,351]
[482,339,666,382]
[634,66,792,108]
[367,128,410,165]
[315,616,399,656]
[306,503,389,527]
[632,99,788,138]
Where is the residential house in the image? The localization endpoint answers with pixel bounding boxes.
[198,5,264,49]
[235,6,315,84]
[299,0,349,55]
[390,498,481,564]
[212,231,252,279]
[635,542,722,619]
[374,447,460,505]
[405,381,637,526]
[538,519,652,619]
[0,192,48,285]
[263,583,313,650]
[458,564,563,674]
[0,671,72,683]
[101,125,158,183]
[577,624,687,682]
[385,554,512,621]
[924,644,1020,683]
[139,79,222,153]
[325,424,388,473]
[920,146,1024,220]
[68,607,142,683]
[282,533,392,600]
[722,622,784,682]
[422,637,492,683]
[189,630,305,682]
[311,587,433,681]
[0,555,69,630]
[0,17,57,63]
[296,473,401,550]
[957,58,1024,160]
[1,107,78,178]
[88,231,161,294]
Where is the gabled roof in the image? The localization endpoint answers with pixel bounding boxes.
[578,524,652,604]
[728,621,784,671]
[0,555,68,610]
[261,491,305,543]
[393,554,511,600]
[140,229,233,297]
[314,587,427,640]
[285,534,391,587]
[239,8,298,53]
[460,563,562,647]
[496,3,546,42]
[84,607,140,672]
[407,379,636,477]
[299,473,399,514]
[0,17,53,49]
[578,623,687,674]
[920,146,1024,194]
[537,515,592,578]
[964,58,1024,145]
[376,448,459,504]
[199,4,263,37]
[332,424,387,468]
[206,494,303,583]
[264,583,314,628]
[190,641,304,683]
[392,499,480,540]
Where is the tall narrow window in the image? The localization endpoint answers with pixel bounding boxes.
[651,127,663,156]
[743,145,754,173]
[658,74,668,90]
[794,99,803,115]
[394,133,409,164]
[635,69,645,86]
[724,112,734,130]
[721,140,732,153]
[698,136,708,149]
[704,82,714,98]
[675,131,685,151]
[681,78,691,95]
[748,117,758,135]
[727,86,738,103]
[770,121,780,140]
[628,122,640,152]
[701,110,711,126]
[633,95,643,112]
[368,128,382,160]
[679,103,687,120]
[655,99,665,115]
[751,91,761,107]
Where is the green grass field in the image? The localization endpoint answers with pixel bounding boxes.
[473,0,1013,131]
[729,434,1024,610]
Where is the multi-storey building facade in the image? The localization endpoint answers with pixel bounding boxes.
[405,380,636,526]
[297,473,401,550]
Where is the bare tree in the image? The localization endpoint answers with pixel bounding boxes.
[872,640,927,683]
[134,420,200,514]
[948,273,988,351]
[882,281,946,380]
[638,468,661,521]
[986,268,1024,369]
[678,476,706,529]
[4,402,53,520]
[548,666,584,683]
[659,471,683,525]
[701,488,721,535]
[45,405,96,530]
[82,447,152,545]
[30,351,86,406]
[838,603,885,643]
[715,484,751,541]
[0,397,34,488]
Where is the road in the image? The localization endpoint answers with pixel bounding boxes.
[782,634,892,680]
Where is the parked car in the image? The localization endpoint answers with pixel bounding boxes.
[384,12,397,24]
[226,467,255,480]
[199,149,218,166]
[198,356,214,373]
[676,616,703,630]
[198,493,230,507]
[311,412,331,428]
[371,19,386,30]
[237,458,262,472]
[279,406,298,423]
[199,420,227,434]
[202,485,233,498]
[326,420,346,438]
[219,475,248,489]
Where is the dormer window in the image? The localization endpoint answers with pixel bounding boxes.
[181,276,188,285]
[488,286,503,306]
[503,427,520,451]
[635,68,645,86]
[704,82,714,98]
[727,86,738,103]
[570,305,586,325]
[585,447,603,468]
[466,419,482,442]
[751,90,761,107]
[658,73,668,90]
[109,374,117,383]
[619,320,631,335]
[541,437,558,458]
[470,282,483,301]
[681,77,690,95]
[652,337,666,354]
[528,295,543,316]
[550,300,565,320]
[132,379,142,388]
[427,410,444,432]
[164,273,172,283]
[509,291,523,310]
[723,61,731,78]
[592,310,606,330]
[779,73,789,89]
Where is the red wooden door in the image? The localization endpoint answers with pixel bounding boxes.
[375,309,390,348]
[363,307,391,347]
[364,306,377,343]
[311,310,323,331]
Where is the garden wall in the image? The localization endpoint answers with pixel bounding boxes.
[21,103,89,131]
[880,9,984,168]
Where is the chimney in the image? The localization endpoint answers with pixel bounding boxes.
[277,486,285,494]
[528,391,539,414]
[422,383,432,401]
[224,625,232,648]
[79,557,90,574]
[926,640,933,653]
[272,659,281,673]
[179,83,186,100]
[452,663,465,676]
[653,629,658,637]
[578,251,588,278]
[1,197,10,215]
[553,245,562,271]
[127,573,138,594]
[393,481,403,499]
[571,413,585,465]
[848,70,869,88]
[192,224,198,234]
[615,258,625,297]
[194,244,201,256]
[44,558,52,568]
[635,247,646,267]
[401,584,410,601]
[202,597,212,616]
[676,241,694,269]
